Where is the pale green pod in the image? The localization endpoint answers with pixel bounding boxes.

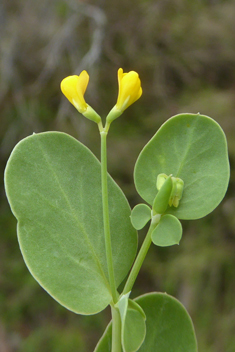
[152,175,172,214]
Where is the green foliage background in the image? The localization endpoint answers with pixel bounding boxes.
[1,0,235,351]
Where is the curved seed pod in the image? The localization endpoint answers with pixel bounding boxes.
[153,175,172,214]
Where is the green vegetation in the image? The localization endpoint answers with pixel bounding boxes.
[1,0,235,351]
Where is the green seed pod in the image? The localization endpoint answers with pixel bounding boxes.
[156,173,168,190]
[153,175,172,214]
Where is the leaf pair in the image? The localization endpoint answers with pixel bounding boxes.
[131,204,182,246]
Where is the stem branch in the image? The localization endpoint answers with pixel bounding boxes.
[123,221,158,295]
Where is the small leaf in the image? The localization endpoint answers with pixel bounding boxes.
[117,292,130,324]
[131,204,151,230]
[151,214,182,247]
[134,113,230,220]
[117,293,146,352]
[4,132,137,315]
[122,300,146,352]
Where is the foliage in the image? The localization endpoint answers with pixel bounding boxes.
[1,0,235,351]
[4,110,229,351]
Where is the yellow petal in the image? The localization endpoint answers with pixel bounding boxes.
[77,70,89,96]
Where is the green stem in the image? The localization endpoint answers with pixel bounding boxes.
[111,306,122,352]
[100,131,118,303]
[122,220,159,295]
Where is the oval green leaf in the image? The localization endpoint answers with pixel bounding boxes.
[131,204,151,230]
[134,113,230,219]
[136,292,198,352]
[151,214,182,247]
[4,132,137,315]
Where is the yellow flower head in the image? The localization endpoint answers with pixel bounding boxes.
[116,68,142,112]
[60,71,89,113]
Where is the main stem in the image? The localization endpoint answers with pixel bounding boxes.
[111,306,122,352]
[100,131,118,303]
[122,221,158,295]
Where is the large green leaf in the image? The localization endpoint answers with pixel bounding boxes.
[136,293,197,352]
[94,292,197,352]
[134,114,230,219]
[4,132,137,315]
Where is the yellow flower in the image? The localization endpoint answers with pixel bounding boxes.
[106,68,142,127]
[116,68,142,112]
[60,71,89,114]
[60,71,101,124]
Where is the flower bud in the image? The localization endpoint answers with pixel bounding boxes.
[169,177,184,208]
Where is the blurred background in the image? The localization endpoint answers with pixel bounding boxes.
[1,0,235,351]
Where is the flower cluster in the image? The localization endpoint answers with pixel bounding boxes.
[60,68,142,129]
